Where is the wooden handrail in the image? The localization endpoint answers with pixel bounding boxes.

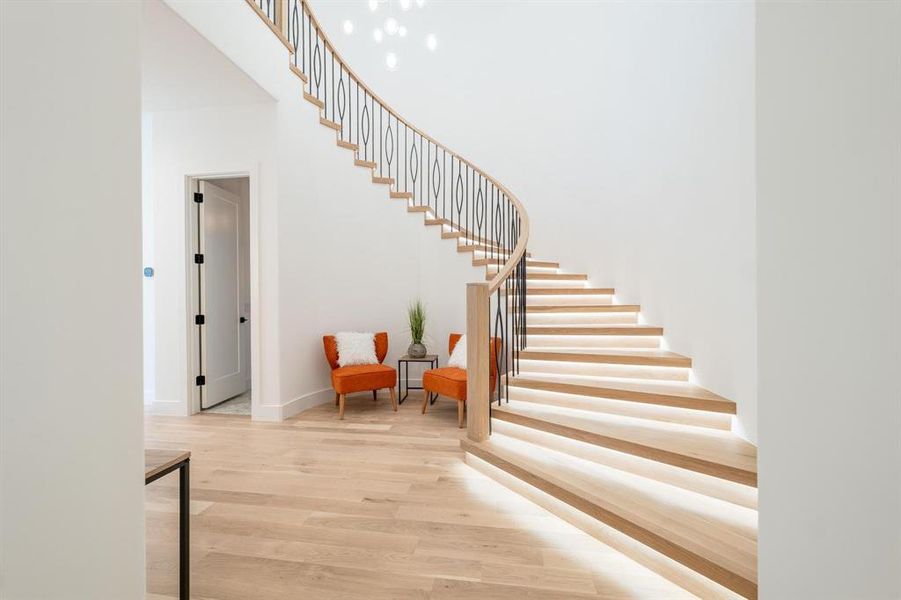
[299,0,529,292]
[246,0,528,441]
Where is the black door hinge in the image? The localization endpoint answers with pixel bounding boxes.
[194,192,204,203]
[196,375,206,386]
[195,314,205,325]
[194,253,204,264]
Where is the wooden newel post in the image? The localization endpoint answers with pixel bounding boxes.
[466,282,491,442]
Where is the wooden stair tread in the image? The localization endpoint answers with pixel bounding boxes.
[479,258,559,268]
[390,191,413,199]
[337,140,358,151]
[528,287,614,295]
[462,434,758,598]
[407,205,431,213]
[354,159,377,169]
[527,273,588,280]
[526,304,639,313]
[303,91,324,108]
[320,117,341,131]
[520,348,691,368]
[488,273,587,282]
[492,400,755,485]
[372,176,395,185]
[528,325,663,336]
[459,244,532,258]
[508,373,734,414]
[289,63,308,83]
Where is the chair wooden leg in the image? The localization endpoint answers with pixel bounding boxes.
[335,391,340,406]
[372,390,378,402]
[338,394,346,420]
[389,387,397,412]
[457,400,465,428]
[421,389,430,414]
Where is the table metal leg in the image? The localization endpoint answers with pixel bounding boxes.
[179,460,190,600]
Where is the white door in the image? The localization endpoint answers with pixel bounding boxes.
[198,180,246,408]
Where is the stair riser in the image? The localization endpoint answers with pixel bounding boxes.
[507,278,589,288]
[525,295,614,307]
[518,358,688,381]
[463,442,757,599]
[507,386,729,430]
[487,266,559,274]
[509,378,734,414]
[527,312,639,325]
[526,335,660,349]
[493,409,756,487]
[493,419,755,510]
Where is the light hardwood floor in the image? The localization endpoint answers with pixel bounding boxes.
[145,396,696,599]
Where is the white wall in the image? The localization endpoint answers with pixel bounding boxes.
[143,104,279,418]
[146,0,476,420]
[1,1,145,597]
[757,2,901,597]
[314,0,758,441]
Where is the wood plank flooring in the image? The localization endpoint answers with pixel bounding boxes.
[145,397,695,599]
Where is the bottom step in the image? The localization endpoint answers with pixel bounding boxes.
[462,434,757,599]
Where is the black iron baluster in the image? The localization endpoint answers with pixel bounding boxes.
[455,160,463,231]
[418,135,423,207]
[386,114,394,180]
[312,31,322,99]
[325,46,337,122]
[394,115,400,184]
[410,131,419,201]
[379,104,383,177]
[337,63,346,138]
[476,176,484,251]
[432,148,441,218]
[355,81,360,151]
[362,92,369,161]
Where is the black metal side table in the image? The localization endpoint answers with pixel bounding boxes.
[397,354,438,405]
[144,449,190,600]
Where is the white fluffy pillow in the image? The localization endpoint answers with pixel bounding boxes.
[335,332,378,367]
[448,335,467,369]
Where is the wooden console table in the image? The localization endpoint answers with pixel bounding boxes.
[145,449,190,600]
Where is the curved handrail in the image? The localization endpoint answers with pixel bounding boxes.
[298,0,529,291]
[248,0,529,437]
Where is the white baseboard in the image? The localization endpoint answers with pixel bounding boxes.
[150,399,189,416]
[251,387,334,422]
[253,384,417,422]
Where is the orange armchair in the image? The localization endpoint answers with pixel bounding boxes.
[421,333,501,428]
[323,332,397,419]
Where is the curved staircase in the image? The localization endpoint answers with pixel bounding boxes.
[247,1,757,597]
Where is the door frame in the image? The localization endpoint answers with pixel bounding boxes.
[184,170,261,417]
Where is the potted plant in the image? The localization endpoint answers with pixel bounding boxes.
[407,299,427,358]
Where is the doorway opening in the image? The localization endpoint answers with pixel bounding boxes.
[190,176,252,416]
